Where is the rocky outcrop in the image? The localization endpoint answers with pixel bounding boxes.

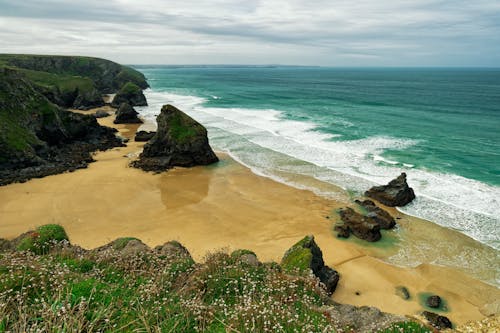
[365,173,416,207]
[335,208,382,242]
[94,110,110,118]
[72,88,104,110]
[0,68,124,186]
[355,199,396,229]
[155,241,192,259]
[135,130,156,142]
[111,82,147,107]
[426,295,442,308]
[281,235,340,294]
[132,104,219,172]
[114,103,142,124]
[422,311,452,330]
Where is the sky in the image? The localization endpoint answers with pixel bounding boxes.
[0,0,499,66]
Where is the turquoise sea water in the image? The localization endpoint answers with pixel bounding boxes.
[133,66,500,249]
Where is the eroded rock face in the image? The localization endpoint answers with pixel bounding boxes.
[114,103,142,124]
[281,235,340,294]
[155,241,192,259]
[111,82,147,107]
[355,199,396,229]
[132,104,218,172]
[336,208,382,242]
[365,173,415,207]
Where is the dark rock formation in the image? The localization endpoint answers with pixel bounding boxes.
[355,199,396,229]
[335,208,381,242]
[134,130,156,142]
[422,311,452,330]
[0,68,124,186]
[72,88,104,110]
[111,82,147,107]
[94,110,110,118]
[132,104,218,172]
[281,235,340,294]
[426,295,442,308]
[114,103,142,124]
[365,173,416,207]
[396,286,411,300]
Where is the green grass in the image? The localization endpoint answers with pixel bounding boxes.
[379,321,432,333]
[281,236,314,274]
[111,237,140,250]
[118,82,141,95]
[17,68,94,94]
[16,224,69,254]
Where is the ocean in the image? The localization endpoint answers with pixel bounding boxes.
[133,66,500,250]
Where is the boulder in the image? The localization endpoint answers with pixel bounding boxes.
[426,295,441,308]
[73,88,104,110]
[422,311,452,330]
[134,130,156,142]
[94,110,110,118]
[155,240,192,259]
[355,199,396,229]
[281,235,340,294]
[114,103,142,124]
[132,104,218,172]
[336,208,382,242]
[365,173,415,207]
[111,82,147,107]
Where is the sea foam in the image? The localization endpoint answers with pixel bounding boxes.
[136,89,500,250]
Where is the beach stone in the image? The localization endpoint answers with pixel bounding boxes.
[365,173,416,207]
[355,199,396,229]
[132,104,218,172]
[336,208,382,242]
[120,239,150,255]
[423,311,452,330]
[134,130,156,142]
[426,295,442,308]
[396,286,411,300]
[94,109,110,118]
[111,82,147,107]
[155,240,192,259]
[281,235,340,294]
[114,102,142,124]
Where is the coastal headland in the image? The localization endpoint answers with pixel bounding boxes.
[0,55,499,331]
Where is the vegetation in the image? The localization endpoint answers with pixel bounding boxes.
[16,224,69,254]
[281,236,314,273]
[168,110,201,142]
[0,225,434,332]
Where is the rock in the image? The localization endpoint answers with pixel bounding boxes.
[134,130,156,142]
[365,173,416,207]
[155,240,192,259]
[480,300,500,317]
[426,295,442,308]
[281,235,340,294]
[111,82,147,107]
[114,103,143,124]
[336,208,381,242]
[132,104,219,172]
[325,303,407,333]
[395,286,411,300]
[94,110,110,118]
[120,239,150,255]
[355,199,396,229]
[422,311,452,330]
[73,88,104,110]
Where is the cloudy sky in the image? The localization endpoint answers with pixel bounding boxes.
[1,0,499,66]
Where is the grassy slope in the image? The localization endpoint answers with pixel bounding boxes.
[0,226,432,333]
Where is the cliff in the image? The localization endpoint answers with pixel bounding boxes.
[0,67,123,185]
[0,54,148,110]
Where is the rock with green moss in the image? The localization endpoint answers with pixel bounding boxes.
[0,67,123,185]
[111,82,147,107]
[15,224,69,254]
[155,240,192,259]
[132,104,218,172]
[281,235,340,294]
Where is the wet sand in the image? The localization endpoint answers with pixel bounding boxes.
[0,106,498,325]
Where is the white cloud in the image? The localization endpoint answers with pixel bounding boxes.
[0,0,499,65]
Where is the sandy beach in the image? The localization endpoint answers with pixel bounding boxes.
[0,106,499,326]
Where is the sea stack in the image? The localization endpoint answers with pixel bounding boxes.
[365,173,416,207]
[132,104,218,172]
[111,82,147,107]
[114,103,142,124]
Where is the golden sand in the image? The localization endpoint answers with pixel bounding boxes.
[0,106,498,325]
